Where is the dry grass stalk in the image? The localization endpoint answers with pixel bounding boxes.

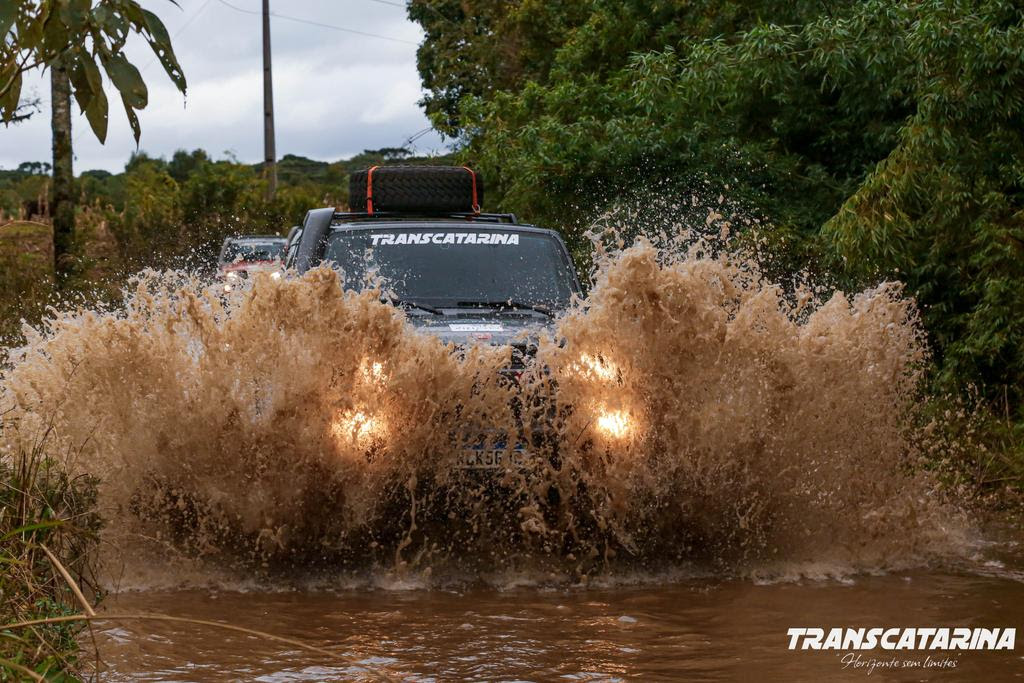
[2,612,396,680]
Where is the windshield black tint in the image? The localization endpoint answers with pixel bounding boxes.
[323,229,575,308]
[223,241,284,263]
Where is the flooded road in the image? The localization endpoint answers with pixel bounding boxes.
[4,243,1021,679]
[95,552,1024,681]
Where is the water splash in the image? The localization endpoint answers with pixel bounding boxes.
[0,234,967,585]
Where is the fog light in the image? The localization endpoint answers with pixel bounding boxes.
[596,410,631,438]
[223,284,232,293]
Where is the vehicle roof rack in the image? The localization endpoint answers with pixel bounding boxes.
[331,211,520,225]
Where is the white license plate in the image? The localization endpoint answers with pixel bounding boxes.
[457,448,527,469]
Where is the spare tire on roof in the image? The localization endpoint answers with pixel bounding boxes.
[349,165,484,214]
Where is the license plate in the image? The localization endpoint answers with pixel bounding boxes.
[457,447,527,470]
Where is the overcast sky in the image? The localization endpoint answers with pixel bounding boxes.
[0,0,447,173]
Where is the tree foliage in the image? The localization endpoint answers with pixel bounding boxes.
[412,0,1024,412]
[0,0,186,141]
[63,147,450,272]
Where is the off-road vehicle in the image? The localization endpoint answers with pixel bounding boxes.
[287,166,587,467]
[218,234,287,289]
[287,166,582,340]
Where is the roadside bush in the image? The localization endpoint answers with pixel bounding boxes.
[116,163,183,271]
[0,221,53,346]
[0,417,102,680]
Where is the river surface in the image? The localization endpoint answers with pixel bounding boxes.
[93,546,1024,682]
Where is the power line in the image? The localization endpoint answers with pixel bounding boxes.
[363,0,457,26]
[403,126,433,146]
[213,0,417,45]
[395,126,440,154]
[397,0,460,29]
[141,0,214,73]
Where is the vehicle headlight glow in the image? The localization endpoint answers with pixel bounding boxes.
[578,353,618,381]
[226,271,239,280]
[332,409,384,446]
[596,409,632,439]
[223,284,232,293]
[270,271,282,280]
[360,358,386,384]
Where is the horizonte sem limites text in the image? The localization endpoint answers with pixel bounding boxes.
[787,628,1015,650]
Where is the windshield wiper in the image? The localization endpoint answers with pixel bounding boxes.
[385,296,442,315]
[456,300,555,318]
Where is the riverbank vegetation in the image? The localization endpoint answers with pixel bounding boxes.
[0,419,102,680]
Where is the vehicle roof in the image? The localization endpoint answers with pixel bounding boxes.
[224,234,286,242]
[328,220,557,236]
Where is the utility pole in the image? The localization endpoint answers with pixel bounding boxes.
[262,0,277,201]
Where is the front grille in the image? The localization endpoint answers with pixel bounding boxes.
[508,343,530,370]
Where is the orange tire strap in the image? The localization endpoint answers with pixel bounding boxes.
[366,165,379,215]
[462,166,480,214]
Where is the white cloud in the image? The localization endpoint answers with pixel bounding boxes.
[0,0,447,172]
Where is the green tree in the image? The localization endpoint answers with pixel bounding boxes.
[1,0,186,141]
[412,0,1024,413]
[116,159,181,268]
[410,0,592,137]
[168,148,210,183]
[3,0,187,280]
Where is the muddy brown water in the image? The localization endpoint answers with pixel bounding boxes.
[94,545,1024,682]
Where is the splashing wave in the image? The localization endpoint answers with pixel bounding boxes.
[0,239,968,585]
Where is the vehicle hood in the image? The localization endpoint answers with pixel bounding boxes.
[220,260,280,274]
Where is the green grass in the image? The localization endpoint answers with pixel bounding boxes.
[0,417,102,681]
[0,221,52,273]
[0,221,54,346]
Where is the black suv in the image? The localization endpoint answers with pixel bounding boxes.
[284,167,582,348]
[283,167,592,468]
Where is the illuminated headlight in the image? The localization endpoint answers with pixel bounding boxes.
[361,359,385,383]
[595,409,632,439]
[577,353,618,381]
[223,284,233,293]
[226,271,240,281]
[270,271,282,280]
[332,409,385,447]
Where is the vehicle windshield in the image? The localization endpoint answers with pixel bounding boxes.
[323,228,576,310]
[222,240,284,264]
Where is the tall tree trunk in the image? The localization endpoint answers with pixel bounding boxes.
[50,62,74,279]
